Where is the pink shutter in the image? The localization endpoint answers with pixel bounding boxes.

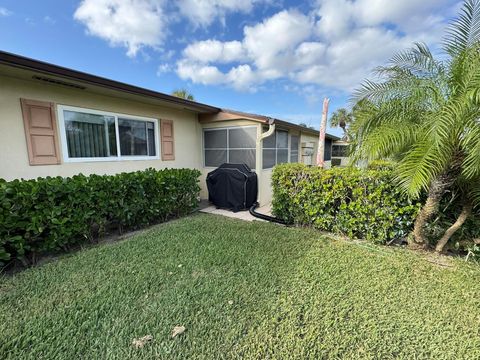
[20,99,61,165]
[161,119,175,161]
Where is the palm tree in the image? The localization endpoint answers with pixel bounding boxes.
[171,89,195,101]
[330,108,353,140]
[298,122,315,130]
[351,0,480,252]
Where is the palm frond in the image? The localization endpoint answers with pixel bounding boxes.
[351,0,480,201]
[353,68,445,110]
[395,139,448,198]
[450,44,480,99]
[468,180,480,208]
[389,42,445,77]
[444,0,480,56]
[461,116,480,179]
[424,101,463,146]
[355,124,419,160]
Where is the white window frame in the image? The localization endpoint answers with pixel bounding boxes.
[57,105,160,162]
[202,126,257,169]
[262,129,289,169]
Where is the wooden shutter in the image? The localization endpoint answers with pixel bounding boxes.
[161,119,175,161]
[20,99,61,165]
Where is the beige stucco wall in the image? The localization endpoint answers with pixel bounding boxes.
[333,157,349,167]
[300,132,332,169]
[258,169,273,206]
[0,74,204,182]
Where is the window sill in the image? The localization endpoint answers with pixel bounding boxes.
[63,156,160,163]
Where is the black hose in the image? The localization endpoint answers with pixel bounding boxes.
[249,202,287,225]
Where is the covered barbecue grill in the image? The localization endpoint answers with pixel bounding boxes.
[206,163,258,212]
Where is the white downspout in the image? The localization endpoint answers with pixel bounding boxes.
[256,119,275,205]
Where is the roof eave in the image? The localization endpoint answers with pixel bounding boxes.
[217,109,339,140]
[0,51,220,114]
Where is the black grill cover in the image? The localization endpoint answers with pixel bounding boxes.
[206,163,258,212]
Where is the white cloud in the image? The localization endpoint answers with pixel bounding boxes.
[157,63,172,75]
[314,0,454,39]
[74,0,166,57]
[74,0,272,57]
[243,10,312,75]
[294,42,327,67]
[0,7,12,17]
[177,10,313,91]
[226,64,257,91]
[183,40,246,63]
[176,59,225,85]
[294,28,415,90]
[72,0,458,94]
[354,0,453,29]
[177,0,267,27]
[176,1,458,92]
[176,60,258,91]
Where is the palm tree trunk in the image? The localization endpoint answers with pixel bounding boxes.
[410,151,464,249]
[316,98,330,168]
[435,201,472,253]
[411,176,448,248]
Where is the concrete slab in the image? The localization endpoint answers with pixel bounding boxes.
[199,203,272,222]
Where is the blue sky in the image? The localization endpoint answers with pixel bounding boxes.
[0,0,461,136]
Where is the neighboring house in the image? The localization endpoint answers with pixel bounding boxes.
[199,109,339,204]
[331,140,350,167]
[0,51,339,206]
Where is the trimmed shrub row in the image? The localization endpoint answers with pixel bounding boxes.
[271,164,420,244]
[0,168,201,264]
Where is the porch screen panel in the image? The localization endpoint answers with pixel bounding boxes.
[204,129,227,148]
[205,150,227,166]
[263,131,275,148]
[228,127,256,148]
[262,149,276,169]
[204,129,227,167]
[262,129,289,169]
[290,135,299,163]
[229,149,256,169]
[262,131,276,169]
[228,127,256,169]
[276,130,288,165]
[204,127,256,169]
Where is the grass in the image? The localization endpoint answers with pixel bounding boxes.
[1,213,480,359]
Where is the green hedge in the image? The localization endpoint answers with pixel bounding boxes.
[366,159,396,171]
[0,168,201,264]
[272,164,420,244]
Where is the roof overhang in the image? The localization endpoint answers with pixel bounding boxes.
[0,51,220,114]
[199,109,340,140]
[0,51,341,141]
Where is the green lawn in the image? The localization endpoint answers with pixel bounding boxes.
[1,214,479,359]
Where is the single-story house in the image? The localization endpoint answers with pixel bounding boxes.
[0,51,339,206]
[331,140,350,167]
